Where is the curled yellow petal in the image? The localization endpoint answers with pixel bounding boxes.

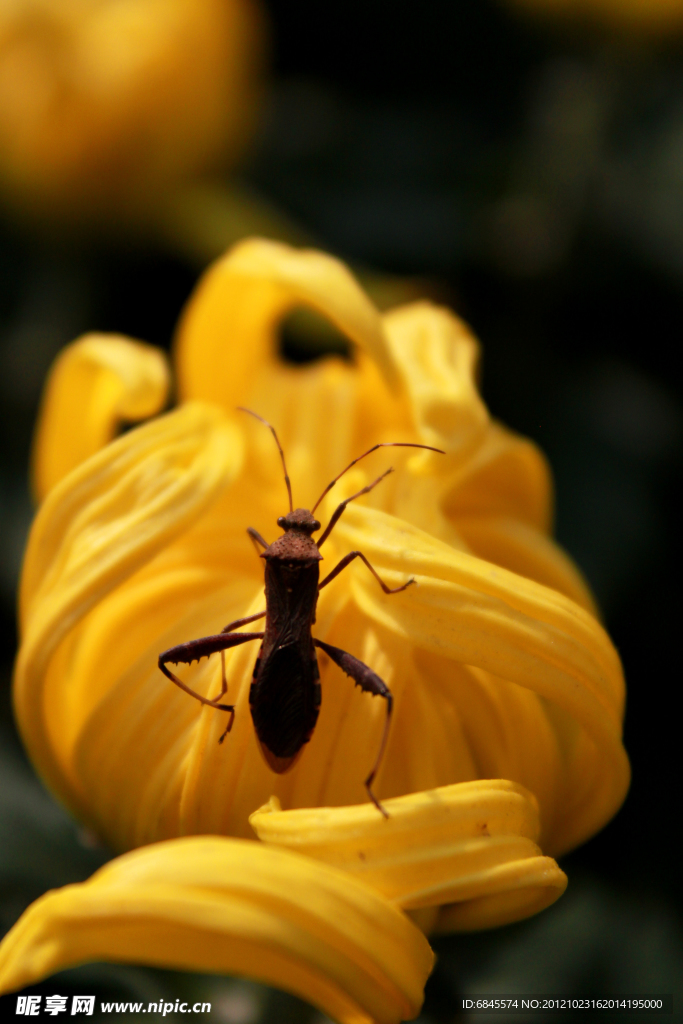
[382,303,488,457]
[32,333,170,501]
[434,855,568,933]
[250,781,567,932]
[175,237,397,412]
[332,503,629,855]
[0,837,433,1024]
[437,422,552,532]
[15,402,243,820]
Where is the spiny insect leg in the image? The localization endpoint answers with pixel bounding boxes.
[159,632,264,721]
[313,637,393,818]
[318,550,415,594]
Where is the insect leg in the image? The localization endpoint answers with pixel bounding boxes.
[247,527,270,555]
[159,631,265,732]
[218,651,228,701]
[316,469,392,549]
[314,638,392,818]
[319,551,415,594]
[209,613,266,722]
[221,609,266,633]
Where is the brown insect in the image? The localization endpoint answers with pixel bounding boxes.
[159,409,444,814]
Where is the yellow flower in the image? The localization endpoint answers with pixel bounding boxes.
[0,239,629,1016]
[503,0,683,34]
[0,0,266,222]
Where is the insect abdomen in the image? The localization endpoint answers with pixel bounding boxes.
[250,642,320,772]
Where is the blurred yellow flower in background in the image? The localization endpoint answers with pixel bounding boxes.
[504,0,683,34]
[0,0,266,223]
[0,0,413,315]
[0,239,629,1012]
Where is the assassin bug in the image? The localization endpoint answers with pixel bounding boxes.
[159,408,444,815]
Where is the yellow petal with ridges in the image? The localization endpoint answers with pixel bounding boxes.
[332,503,628,855]
[375,301,552,534]
[383,423,553,554]
[438,422,552,531]
[455,516,598,615]
[250,781,567,931]
[175,238,397,412]
[73,577,263,849]
[382,303,488,458]
[32,333,170,502]
[14,402,243,821]
[0,838,433,1024]
[420,659,563,846]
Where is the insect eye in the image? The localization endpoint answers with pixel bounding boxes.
[277,516,287,529]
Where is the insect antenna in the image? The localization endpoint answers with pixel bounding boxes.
[238,408,293,512]
[311,442,445,513]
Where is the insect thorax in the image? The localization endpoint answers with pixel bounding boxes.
[265,530,322,562]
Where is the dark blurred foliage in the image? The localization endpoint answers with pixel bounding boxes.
[1,1,682,1021]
